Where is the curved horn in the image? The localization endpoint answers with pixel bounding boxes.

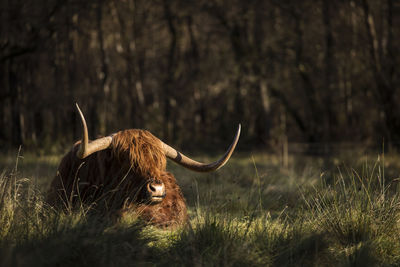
[75,103,112,159]
[162,124,241,172]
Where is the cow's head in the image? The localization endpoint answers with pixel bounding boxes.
[74,104,240,205]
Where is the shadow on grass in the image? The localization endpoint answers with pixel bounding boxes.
[3,219,155,267]
[160,216,261,266]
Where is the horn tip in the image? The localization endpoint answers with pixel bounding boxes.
[75,104,85,121]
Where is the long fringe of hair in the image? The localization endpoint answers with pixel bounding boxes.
[111,130,167,177]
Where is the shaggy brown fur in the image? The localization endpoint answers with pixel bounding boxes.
[47,130,187,227]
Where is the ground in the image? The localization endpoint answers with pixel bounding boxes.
[1,149,400,266]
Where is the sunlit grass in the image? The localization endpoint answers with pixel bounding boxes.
[0,151,400,266]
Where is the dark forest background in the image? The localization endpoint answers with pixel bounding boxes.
[0,0,399,154]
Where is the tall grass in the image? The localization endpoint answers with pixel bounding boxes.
[0,152,399,266]
[304,157,400,265]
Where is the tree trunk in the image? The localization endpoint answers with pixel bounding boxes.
[9,64,23,146]
[96,0,108,135]
[322,0,335,142]
[362,0,399,148]
[163,0,178,142]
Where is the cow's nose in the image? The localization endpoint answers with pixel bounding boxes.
[146,181,166,202]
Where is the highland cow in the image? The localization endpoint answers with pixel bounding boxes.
[47,104,240,227]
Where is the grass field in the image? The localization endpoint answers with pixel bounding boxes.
[1,149,400,266]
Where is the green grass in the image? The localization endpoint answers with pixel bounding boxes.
[1,151,400,266]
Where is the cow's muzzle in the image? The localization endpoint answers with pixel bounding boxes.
[146,181,166,203]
